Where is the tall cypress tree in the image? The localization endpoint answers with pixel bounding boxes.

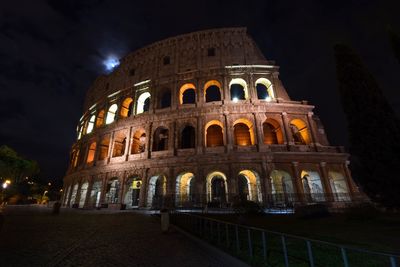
[388,26,400,64]
[334,44,400,208]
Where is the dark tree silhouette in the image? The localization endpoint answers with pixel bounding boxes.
[388,26,400,64]
[334,44,400,208]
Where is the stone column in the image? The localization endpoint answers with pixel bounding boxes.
[99,175,108,205]
[261,159,272,205]
[224,113,233,151]
[319,162,334,202]
[307,112,319,148]
[248,73,256,102]
[66,181,74,207]
[125,127,133,161]
[107,131,115,163]
[291,162,305,204]
[84,176,94,208]
[281,112,292,145]
[253,113,263,151]
[118,174,125,205]
[196,116,203,154]
[343,161,358,197]
[146,122,153,159]
[74,178,83,207]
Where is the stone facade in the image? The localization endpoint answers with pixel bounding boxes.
[62,28,360,210]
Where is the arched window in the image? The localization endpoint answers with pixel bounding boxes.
[270,170,295,204]
[204,80,222,102]
[175,172,195,206]
[181,125,195,149]
[238,174,250,201]
[152,127,169,151]
[98,135,110,160]
[206,171,228,204]
[86,142,96,163]
[255,78,274,100]
[105,178,120,204]
[147,175,166,207]
[179,83,196,104]
[159,89,171,108]
[120,97,134,118]
[96,110,105,128]
[112,131,126,157]
[137,92,151,114]
[238,170,262,202]
[229,78,248,101]
[105,104,118,124]
[263,119,284,144]
[86,115,96,134]
[290,119,310,145]
[301,170,325,202]
[233,119,255,146]
[328,171,350,201]
[205,121,224,147]
[131,129,146,154]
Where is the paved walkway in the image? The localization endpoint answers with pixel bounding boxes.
[0,205,230,267]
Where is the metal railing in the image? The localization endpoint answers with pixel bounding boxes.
[170,212,399,267]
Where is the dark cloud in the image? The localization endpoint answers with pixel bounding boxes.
[0,0,399,184]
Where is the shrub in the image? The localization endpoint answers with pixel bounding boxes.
[232,199,262,215]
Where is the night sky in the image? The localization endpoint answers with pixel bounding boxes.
[1,0,399,185]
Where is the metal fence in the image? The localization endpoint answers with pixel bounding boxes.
[170,212,399,267]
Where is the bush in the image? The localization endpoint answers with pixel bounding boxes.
[232,199,262,215]
[295,204,330,219]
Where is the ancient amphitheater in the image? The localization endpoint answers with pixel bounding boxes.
[62,28,360,210]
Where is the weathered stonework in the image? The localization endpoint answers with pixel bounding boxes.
[62,28,360,210]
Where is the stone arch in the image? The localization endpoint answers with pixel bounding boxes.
[105,103,118,124]
[290,119,310,145]
[105,177,120,204]
[301,170,325,202]
[206,171,228,203]
[137,92,151,114]
[328,171,350,201]
[78,180,89,208]
[131,129,146,154]
[96,109,105,128]
[86,142,96,163]
[238,170,262,202]
[233,118,255,146]
[180,125,196,149]
[255,78,274,100]
[204,80,222,102]
[263,118,284,144]
[120,97,134,118]
[88,179,102,208]
[229,78,248,101]
[205,120,224,147]
[112,131,126,157]
[152,126,169,151]
[147,174,167,208]
[270,170,295,204]
[179,83,196,104]
[69,182,79,206]
[124,175,142,208]
[175,172,195,206]
[98,135,110,160]
[86,115,96,134]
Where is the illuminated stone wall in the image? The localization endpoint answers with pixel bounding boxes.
[62,28,360,209]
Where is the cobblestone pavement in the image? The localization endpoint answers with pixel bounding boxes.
[0,205,228,267]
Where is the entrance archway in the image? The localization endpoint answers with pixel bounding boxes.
[175,172,195,207]
[206,171,228,205]
[124,176,142,208]
[147,175,166,208]
[78,181,89,208]
[301,170,325,202]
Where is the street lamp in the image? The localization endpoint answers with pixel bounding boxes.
[1,180,11,205]
[2,180,11,189]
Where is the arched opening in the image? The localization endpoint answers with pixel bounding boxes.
[124,176,142,208]
[147,175,166,208]
[86,115,96,134]
[105,178,120,204]
[238,170,262,202]
[137,92,151,114]
[233,119,255,146]
[181,125,195,149]
[255,78,274,100]
[263,119,284,144]
[62,185,70,206]
[328,171,350,201]
[96,110,105,128]
[229,78,248,101]
[206,171,228,205]
[86,142,96,163]
[105,104,118,124]
[301,170,325,202]
[69,183,79,206]
[290,119,310,145]
[88,180,102,208]
[179,83,196,104]
[175,172,195,206]
[112,131,126,157]
[270,170,295,204]
[131,129,146,154]
[204,80,222,102]
[159,89,171,108]
[152,127,169,151]
[78,181,89,208]
[120,97,134,118]
[98,135,110,160]
[205,120,224,147]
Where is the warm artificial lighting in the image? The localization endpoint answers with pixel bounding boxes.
[232,97,238,103]
[48,182,52,186]
[2,180,11,189]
